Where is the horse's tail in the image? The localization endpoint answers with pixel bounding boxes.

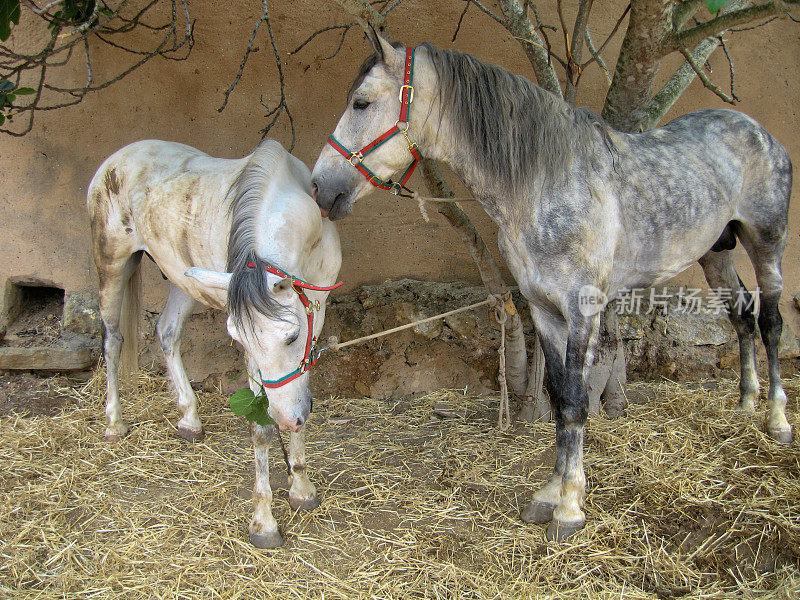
[119,259,142,380]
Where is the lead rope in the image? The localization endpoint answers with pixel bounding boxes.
[494,300,511,431]
[325,294,512,430]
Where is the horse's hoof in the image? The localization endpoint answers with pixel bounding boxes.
[176,425,205,442]
[105,426,129,442]
[737,399,757,413]
[546,519,585,542]
[249,529,283,549]
[289,494,321,512]
[603,397,627,419]
[520,500,556,524]
[768,428,792,445]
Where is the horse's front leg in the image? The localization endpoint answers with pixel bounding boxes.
[521,307,596,541]
[248,422,283,549]
[286,428,320,511]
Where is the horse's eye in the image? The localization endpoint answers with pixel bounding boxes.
[353,99,370,110]
[286,331,300,346]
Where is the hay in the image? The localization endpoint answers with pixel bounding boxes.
[1,370,799,599]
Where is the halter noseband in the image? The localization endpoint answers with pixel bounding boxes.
[246,261,343,388]
[327,46,422,198]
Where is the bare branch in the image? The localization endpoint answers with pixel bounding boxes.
[290,24,353,56]
[464,0,506,27]
[644,0,747,128]
[581,3,630,69]
[730,15,780,30]
[1,1,193,137]
[332,0,388,30]
[718,36,739,101]
[678,46,736,103]
[452,0,471,42]
[672,1,799,50]
[584,27,611,85]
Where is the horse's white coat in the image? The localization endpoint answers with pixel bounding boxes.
[88,139,340,547]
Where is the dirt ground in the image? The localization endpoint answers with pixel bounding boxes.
[1,369,798,599]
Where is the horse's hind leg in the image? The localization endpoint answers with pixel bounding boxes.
[98,252,143,441]
[156,284,203,441]
[698,250,759,412]
[736,223,792,444]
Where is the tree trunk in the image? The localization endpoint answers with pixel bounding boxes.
[602,0,674,132]
[420,159,528,397]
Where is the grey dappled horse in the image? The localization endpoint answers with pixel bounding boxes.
[310,34,793,541]
[88,139,341,547]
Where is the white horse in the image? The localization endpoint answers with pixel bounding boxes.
[88,139,341,548]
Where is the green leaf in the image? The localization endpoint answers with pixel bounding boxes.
[229,388,257,415]
[0,114,4,126]
[14,87,34,95]
[246,403,276,426]
[705,0,733,14]
[0,0,20,42]
[0,79,14,92]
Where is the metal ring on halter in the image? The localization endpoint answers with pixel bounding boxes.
[395,120,409,132]
[349,152,363,166]
[399,84,414,103]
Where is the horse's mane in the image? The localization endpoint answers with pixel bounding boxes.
[418,42,610,190]
[226,140,289,330]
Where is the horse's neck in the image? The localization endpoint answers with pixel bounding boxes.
[252,189,326,280]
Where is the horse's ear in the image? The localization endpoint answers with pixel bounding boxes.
[364,24,384,60]
[185,267,232,291]
[366,26,403,72]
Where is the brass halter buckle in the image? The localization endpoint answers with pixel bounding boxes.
[399,84,414,103]
[349,152,363,166]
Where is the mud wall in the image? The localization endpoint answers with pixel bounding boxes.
[2,1,799,377]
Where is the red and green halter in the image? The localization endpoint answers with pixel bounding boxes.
[246,261,343,388]
[327,46,422,197]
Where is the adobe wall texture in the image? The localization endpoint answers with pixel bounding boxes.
[2,1,799,362]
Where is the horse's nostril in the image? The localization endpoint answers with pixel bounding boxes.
[295,417,305,427]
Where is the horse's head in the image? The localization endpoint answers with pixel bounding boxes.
[186,266,324,432]
[312,32,426,220]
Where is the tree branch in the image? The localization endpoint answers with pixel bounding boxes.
[2,0,193,137]
[678,46,736,102]
[334,0,387,30]
[672,0,705,30]
[584,27,612,85]
[564,0,594,105]
[672,1,798,50]
[495,0,562,96]
[644,0,748,128]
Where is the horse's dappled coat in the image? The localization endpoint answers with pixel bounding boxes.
[311,35,793,541]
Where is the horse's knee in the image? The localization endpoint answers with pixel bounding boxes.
[156,320,177,353]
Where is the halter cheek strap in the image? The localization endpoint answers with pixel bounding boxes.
[245,261,343,388]
[327,46,422,198]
